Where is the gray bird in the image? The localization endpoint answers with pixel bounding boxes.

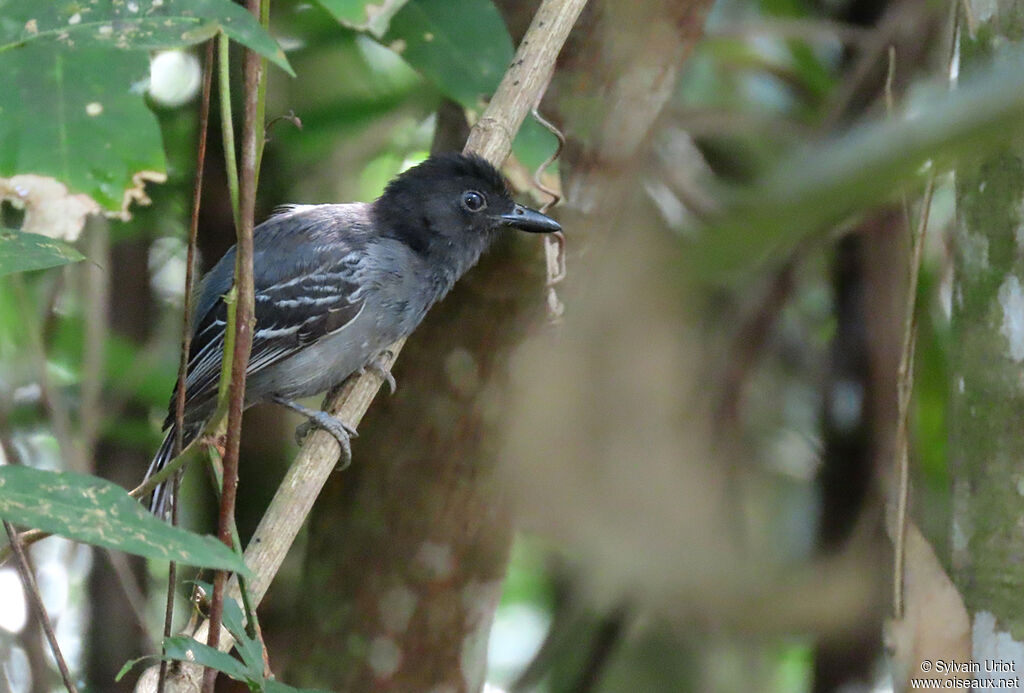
[145,153,560,514]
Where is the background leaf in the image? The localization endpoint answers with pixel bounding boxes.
[0,466,249,573]
[315,0,410,37]
[381,0,555,170]
[0,229,84,276]
[383,0,510,107]
[0,0,293,75]
[0,42,166,213]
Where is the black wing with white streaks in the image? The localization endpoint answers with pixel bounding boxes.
[166,207,369,427]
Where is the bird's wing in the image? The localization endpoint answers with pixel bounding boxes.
[171,207,372,422]
[181,261,365,410]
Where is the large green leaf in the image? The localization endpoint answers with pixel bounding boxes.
[0,42,165,213]
[0,229,84,276]
[384,0,509,107]
[0,0,293,74]
[0,0,294,215]
[0,466,249,574]
[382,0,556,169]
[315,0,410,37]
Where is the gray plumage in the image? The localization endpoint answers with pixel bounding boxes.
[145,153,560,514]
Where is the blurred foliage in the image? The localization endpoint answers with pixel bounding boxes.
[315,0,409,36]
[692,52,1024,281]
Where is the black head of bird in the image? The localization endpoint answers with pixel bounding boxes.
[372,153,561,258]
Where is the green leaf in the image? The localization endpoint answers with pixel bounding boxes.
[315,0,410,37]
[0,229,84,276]
[0,0,293,75]
[0,466,249,574]
[220,592,263,674]
[163,636,254,682]
[381,0,556,170]
[183,582,331,693]
[115,655,159,682]
[162,619,331,693]
[384,0,510,107]
[0,42,166,213]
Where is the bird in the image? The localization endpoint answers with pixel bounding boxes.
[144,152,561,515]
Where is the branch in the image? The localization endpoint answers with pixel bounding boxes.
[145,0,587,689]
[159,36,215,693]
[202,3,265,690]
[4,520,79,693]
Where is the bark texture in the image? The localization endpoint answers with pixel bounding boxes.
[286,244,544,690]
[284,100,546,689]
[951,0,1024,670]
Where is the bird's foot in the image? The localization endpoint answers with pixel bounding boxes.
[360,350,397,394]
[272,396,356,469]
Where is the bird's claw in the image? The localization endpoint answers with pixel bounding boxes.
[272,395,356,469]
[293,411,356,469]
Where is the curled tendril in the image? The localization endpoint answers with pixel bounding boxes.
[529,104,567,322]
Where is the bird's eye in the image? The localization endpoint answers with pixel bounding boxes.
[461,190,486,212]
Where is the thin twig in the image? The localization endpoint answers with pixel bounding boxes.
[892,172,934,620]
[530,105,568,321]
[530,107,564,214]
[159,38,216,693]
[885,46,914,231]
[157,474,180,693]
[203,5,265,689]
[175,37,216,513]
[219,33,240,229]
[891,8,956,619]
[204,449,262,642]
[254,0,270,187]
[3,521,79,693]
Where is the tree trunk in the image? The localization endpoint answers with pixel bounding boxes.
[283,102,543,691]
[950,2,1024,674]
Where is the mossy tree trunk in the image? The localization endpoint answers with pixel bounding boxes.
[951,0,1024,671]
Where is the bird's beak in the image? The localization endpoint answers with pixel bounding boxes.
[499,204,561,233]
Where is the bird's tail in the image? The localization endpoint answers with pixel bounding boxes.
[145,423,200,517]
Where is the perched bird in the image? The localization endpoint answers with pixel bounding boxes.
[145,153,560,514]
